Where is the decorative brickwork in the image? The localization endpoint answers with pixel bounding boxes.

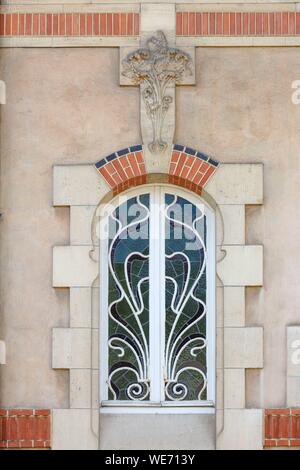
[169,144,219,195]
[1,11,300,39]
[176,12,300,37]
[0,12,139,37]
[95,145,146,194]
[264,409,300,448]
[0,409,51,449]
[95,144,219,197]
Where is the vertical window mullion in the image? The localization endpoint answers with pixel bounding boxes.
[159,187,166,403]
[149,186,162,402]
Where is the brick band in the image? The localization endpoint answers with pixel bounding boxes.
[1,11,300,38]
[0,12,139,37]
[265,408,300,448]
[177,12,300,36]
[0,409,51,449]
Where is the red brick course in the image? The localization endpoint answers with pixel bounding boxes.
[176,12,300,36]
[0,409,51,449]
[264,409,300,448]
[0,12,139,37]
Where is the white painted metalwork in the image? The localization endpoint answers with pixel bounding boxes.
[99,184,215,410]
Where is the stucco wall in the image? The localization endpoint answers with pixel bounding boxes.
[0,45,299,410]
[176,47,300,408]
[0,47,140,407]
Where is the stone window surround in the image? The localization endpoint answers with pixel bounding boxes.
[51,144,264,450]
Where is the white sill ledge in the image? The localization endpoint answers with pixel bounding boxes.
[100,406,215,415]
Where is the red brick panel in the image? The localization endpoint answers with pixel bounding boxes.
[169,145,219,195]
[95,144,219,197]
[0,409,51,449]
[95,145,146,195]
[176,12,300,36]
[0,12,139,36]
[264,409,300,448]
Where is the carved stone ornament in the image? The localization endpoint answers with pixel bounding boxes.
[122,31,193,153]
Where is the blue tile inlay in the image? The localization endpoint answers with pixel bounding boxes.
[96,146,144,170]
[106,153,117,162]
[130,145,143,153]
[185,147,196,156]
[117,148,129,157]
[208,158,219,167]
[174,144,184,152]
[196,151,209,161]
[95,159,106,169]
[173,144,220,167]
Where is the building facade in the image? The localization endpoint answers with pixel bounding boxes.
[0,0,300,450]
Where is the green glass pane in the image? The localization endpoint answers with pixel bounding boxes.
[164,194,207,401]
[108,194,150,401]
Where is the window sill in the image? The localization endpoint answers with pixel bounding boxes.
[99,404,215,415]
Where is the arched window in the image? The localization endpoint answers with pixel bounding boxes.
[99,185,215,409]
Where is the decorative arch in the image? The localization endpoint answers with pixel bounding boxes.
[95,144,220,196]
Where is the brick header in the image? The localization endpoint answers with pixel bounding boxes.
[95,145,146,196]
[0,12,139,37]
[0,409,51,449]
[169,144,219,196]
[176,12,300,36]
[95,144,219,197]
[265,409,300,448]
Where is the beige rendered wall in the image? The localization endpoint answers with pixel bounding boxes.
[0,48,140,408]
[0,45,299,411]
[176,47,300,408]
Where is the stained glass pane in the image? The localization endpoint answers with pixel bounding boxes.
[107,194,150,401]
[164,194,207,401]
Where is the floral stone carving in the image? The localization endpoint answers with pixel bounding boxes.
[122,31,193,154]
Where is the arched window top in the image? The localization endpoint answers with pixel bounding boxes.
[99,184,215,411]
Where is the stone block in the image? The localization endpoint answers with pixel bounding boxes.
[287,376,300,407]
[53,246,97,287]
[224,368,245,409]
[219,205,245,245]
[0,340,6,365]
[224,327,263,369]
[217,409,263,450]
[287,326,300,377]
[70,288,92,328]
[205,164,263,205]
[53,165,109,207]
[52,409,98,450]
[70,206,96,245]
[224,287,245,327]
[217,245,263,287]
[52,328,91,369]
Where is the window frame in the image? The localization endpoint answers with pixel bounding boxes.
[99,184,216,413]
